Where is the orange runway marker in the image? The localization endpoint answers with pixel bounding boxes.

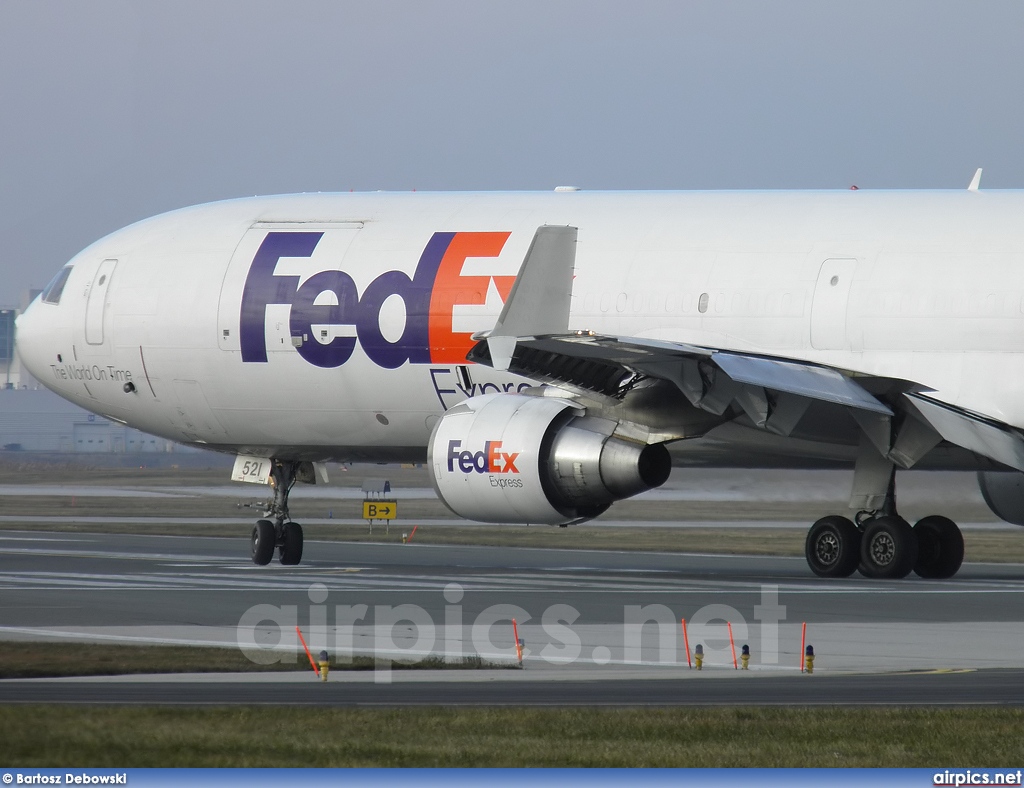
[681,619,692,669]
[296,626,319,676]
[727,622,737,670]
[512,618,523,664]
[800,622,807,673]
[408,525,418,542]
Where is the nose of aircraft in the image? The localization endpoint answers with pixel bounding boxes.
[15,298,47,383]
[15,276,70,388]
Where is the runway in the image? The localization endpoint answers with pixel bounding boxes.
[2,528,1024,704]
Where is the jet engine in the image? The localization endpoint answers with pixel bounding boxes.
[428,393,671,524]
[978,471,1024,526]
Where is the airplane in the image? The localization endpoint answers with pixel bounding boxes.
[15,184,1024,581]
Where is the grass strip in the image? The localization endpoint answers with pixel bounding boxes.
[1,706,1023,767]
[0,642,503,679]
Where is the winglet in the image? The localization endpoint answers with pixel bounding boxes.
[485,225,577,370]
[968,168,982,192]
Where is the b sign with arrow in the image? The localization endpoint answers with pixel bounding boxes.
[363,500,397,521]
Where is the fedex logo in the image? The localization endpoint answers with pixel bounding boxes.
[446,439,520,474]
[240,231,513,369]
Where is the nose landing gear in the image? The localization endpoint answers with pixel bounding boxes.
[250,460,305,566]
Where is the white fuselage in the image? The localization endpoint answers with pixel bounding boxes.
[16,190,1024,463]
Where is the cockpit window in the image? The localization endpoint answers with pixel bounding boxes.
[41,266,73,305]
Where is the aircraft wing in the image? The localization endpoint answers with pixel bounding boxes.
[470,225,1024,473]
[472,331,892,414]
[467,329,910,450]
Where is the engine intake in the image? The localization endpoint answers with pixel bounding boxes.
[428,393,671,524]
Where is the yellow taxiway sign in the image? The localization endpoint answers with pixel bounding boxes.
[363,500,397,520]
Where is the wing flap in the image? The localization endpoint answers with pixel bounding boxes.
[713,352,892,415]
[906,393,1024,472]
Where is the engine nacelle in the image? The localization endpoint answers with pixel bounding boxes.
[428,393,671,524]
[978,471,1024,526]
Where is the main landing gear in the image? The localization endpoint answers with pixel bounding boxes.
[804,472,964,580]
[251,460,304,566]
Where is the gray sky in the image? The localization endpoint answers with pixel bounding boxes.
[3,1,1023,305]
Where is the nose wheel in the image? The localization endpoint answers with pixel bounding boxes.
[279,521,304,565]
[251,519,276,566]
[249,460,305,566]
[250,519,304,566]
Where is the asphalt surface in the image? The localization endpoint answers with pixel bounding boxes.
[2,529,1024,704]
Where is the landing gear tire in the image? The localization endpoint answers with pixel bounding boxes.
[249,460,309,566]
[805,516,861,578]
[251,519,275,566]
[280,522,304,566]
[859,515,918,579]
[913,515,964,579]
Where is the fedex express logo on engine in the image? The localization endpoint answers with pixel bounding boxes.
[446,440,520,475]
[239,231,514,369]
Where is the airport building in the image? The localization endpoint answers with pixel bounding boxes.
[0,387,187,453]
[0,306,21,390]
